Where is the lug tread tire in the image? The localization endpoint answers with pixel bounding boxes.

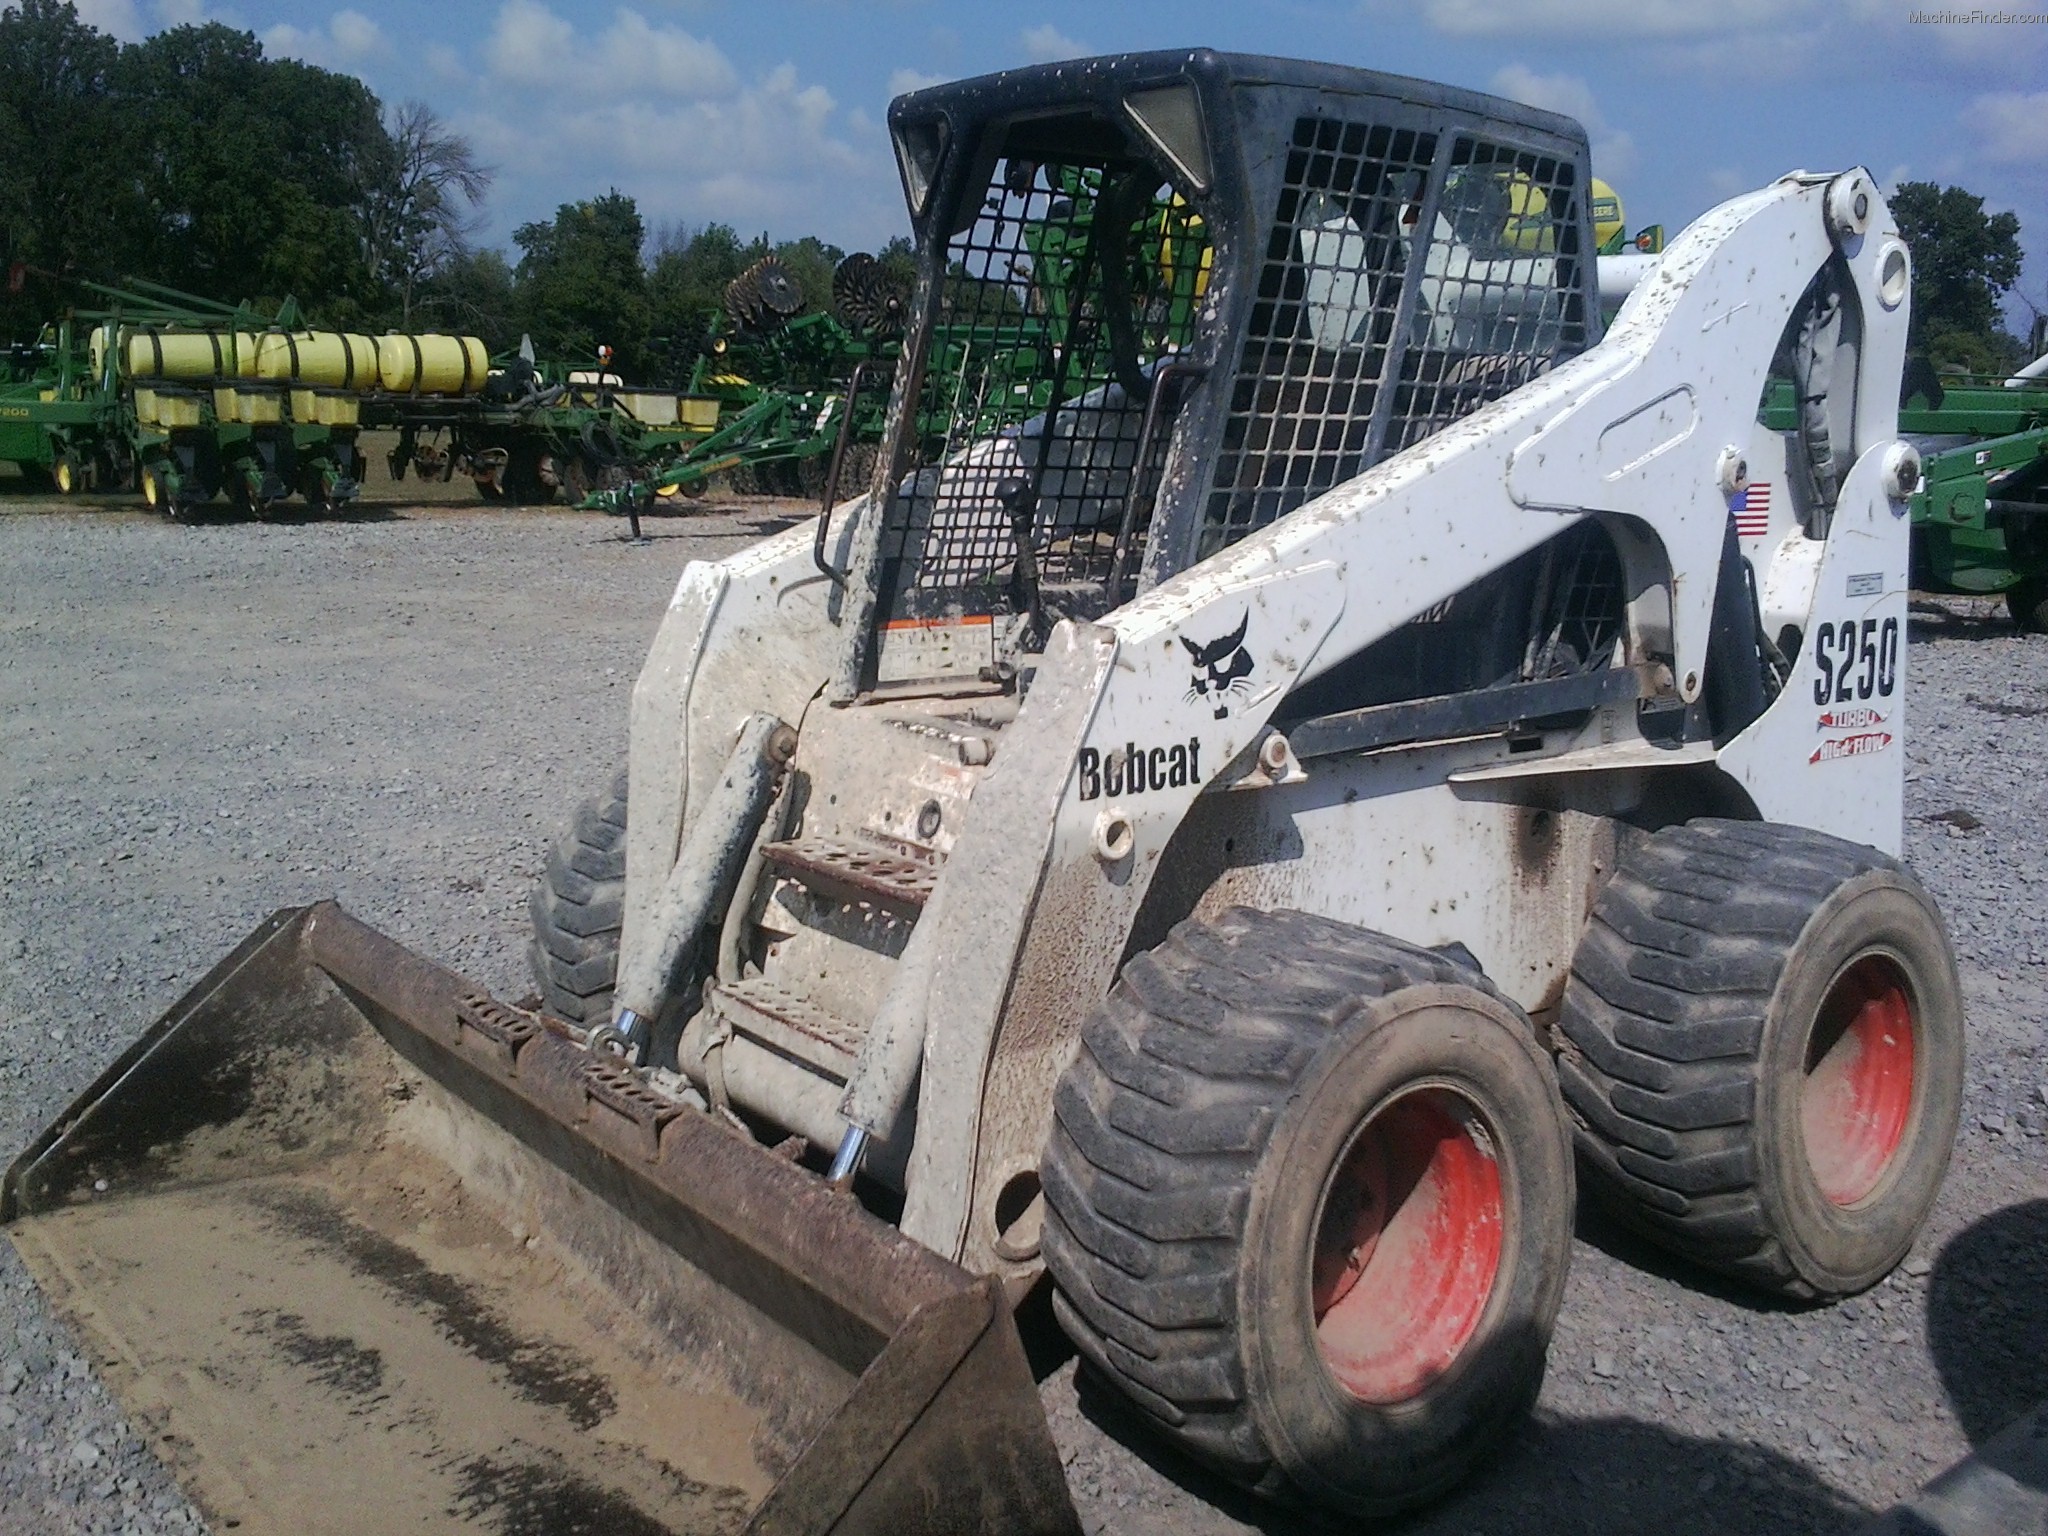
[1556,817,1961,1298]
[528,770,627,1024]
[1042,907,1561,1511]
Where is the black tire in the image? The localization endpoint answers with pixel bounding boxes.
[559,453,594,504]
[2006,576,2048,635]
[502,442,555,505]
[1041,907,1574,1518]
[1556,818,1964,1298]
[528,769,628,1026]
[51,451,81,495]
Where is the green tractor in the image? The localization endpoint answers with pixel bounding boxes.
[1762,333,2048,629]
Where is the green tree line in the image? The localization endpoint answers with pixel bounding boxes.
[5,1,2034,385]
[0,0,907,386]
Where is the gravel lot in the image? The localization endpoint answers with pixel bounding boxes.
[2,488,2044,1535]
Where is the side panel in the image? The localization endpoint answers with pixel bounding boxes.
[1719,447,1910,853]
[623,505,863,965]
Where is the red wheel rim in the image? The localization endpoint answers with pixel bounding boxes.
[1801,955,1916,1206]
[1310,1087,1504,1404]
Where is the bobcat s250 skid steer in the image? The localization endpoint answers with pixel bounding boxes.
[5,49,1962,1534]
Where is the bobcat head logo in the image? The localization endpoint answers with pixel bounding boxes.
[1182,613,1254,719]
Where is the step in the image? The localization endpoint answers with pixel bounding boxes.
[762,836,939,911]
[710,975,866,1080]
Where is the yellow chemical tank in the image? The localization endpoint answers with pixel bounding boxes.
[121,329,261,382]
[254,332,379,390]
[376,334,488,395]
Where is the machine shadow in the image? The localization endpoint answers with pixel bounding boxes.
[1058,1353,1872,1535]
[1925,1198,2048,1449]
[1022,1297,1870,1535]
[1906,599,2014,642]
[1569,1190,1819,1314]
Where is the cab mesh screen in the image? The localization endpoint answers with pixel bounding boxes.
[1197,122,1585,560]
[884,153,1209,602]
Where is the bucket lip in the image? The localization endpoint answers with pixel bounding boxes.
[6,902,975,1345]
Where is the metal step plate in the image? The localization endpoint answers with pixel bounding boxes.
[762,838,939,911]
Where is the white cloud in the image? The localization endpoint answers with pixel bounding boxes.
[73,0,210,37]
[1428,0,1808,38]
[460,2,895,248]
[71,0,144,40]
[486,0,576,83]
[1490,63,1638,180]
[487,1,736,98]
[1706,167,1748,199]
[1018,24,1086,63]
[887,68,947,99]
[263,10,389,67]
[1962,91,2048,166]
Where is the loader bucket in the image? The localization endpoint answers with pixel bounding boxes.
[2,903,1079,1536]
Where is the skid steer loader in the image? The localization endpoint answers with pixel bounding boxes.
[5,49,1964,1533]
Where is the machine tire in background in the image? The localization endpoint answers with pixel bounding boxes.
[1556,818,1964,1299]
[502,442,556,505]
[528,769,628,1026]
[2006,576,2048,635]
[51,451,81,495]
[1042,907,1574,1518]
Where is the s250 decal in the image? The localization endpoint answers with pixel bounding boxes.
[1811,617,1898,707]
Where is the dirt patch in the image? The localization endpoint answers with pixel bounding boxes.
[10,1134,767,1535]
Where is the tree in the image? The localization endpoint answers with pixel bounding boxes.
[0,0,135,338]
[1890,181,2025,374]
[513,191,651,371]
[111,23,391,318]
[415,247,517,349]
[646,221,763,385]
[361,100,492,329]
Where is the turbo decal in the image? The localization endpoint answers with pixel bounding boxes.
[1077,738,1202,801]
[1182,613,1253,719]
[1817,706,1887,731]
[1810,731,1892,764]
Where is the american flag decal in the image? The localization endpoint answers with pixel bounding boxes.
[1733,482,1771,540]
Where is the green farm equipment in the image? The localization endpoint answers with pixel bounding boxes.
[1762,350,2048,628]
[0,278,370,518]
[0,313,129,494]
[376,339,720,506]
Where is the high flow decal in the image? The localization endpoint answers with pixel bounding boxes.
[1182,613,1254,719]
[1811,731,1892,764]
[1077,738,1203,801]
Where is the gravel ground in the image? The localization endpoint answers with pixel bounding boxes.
[1,491,2044,1535]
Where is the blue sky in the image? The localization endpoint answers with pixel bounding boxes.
[72,0,2048,329]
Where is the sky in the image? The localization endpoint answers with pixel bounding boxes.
[67,0,2048,330]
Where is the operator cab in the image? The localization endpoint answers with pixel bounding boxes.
[854,49,1596,691]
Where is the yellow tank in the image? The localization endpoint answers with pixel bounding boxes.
[133,387,205,429]
[1590,178,1625,252]
[614,391,678,426]
[376,334,488,396]
[254,331,378,390]
[122,329,261,382]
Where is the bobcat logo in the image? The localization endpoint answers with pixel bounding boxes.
[1182,613,1254,719]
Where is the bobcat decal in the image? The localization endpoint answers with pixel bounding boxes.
[1182,613,1254,719]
